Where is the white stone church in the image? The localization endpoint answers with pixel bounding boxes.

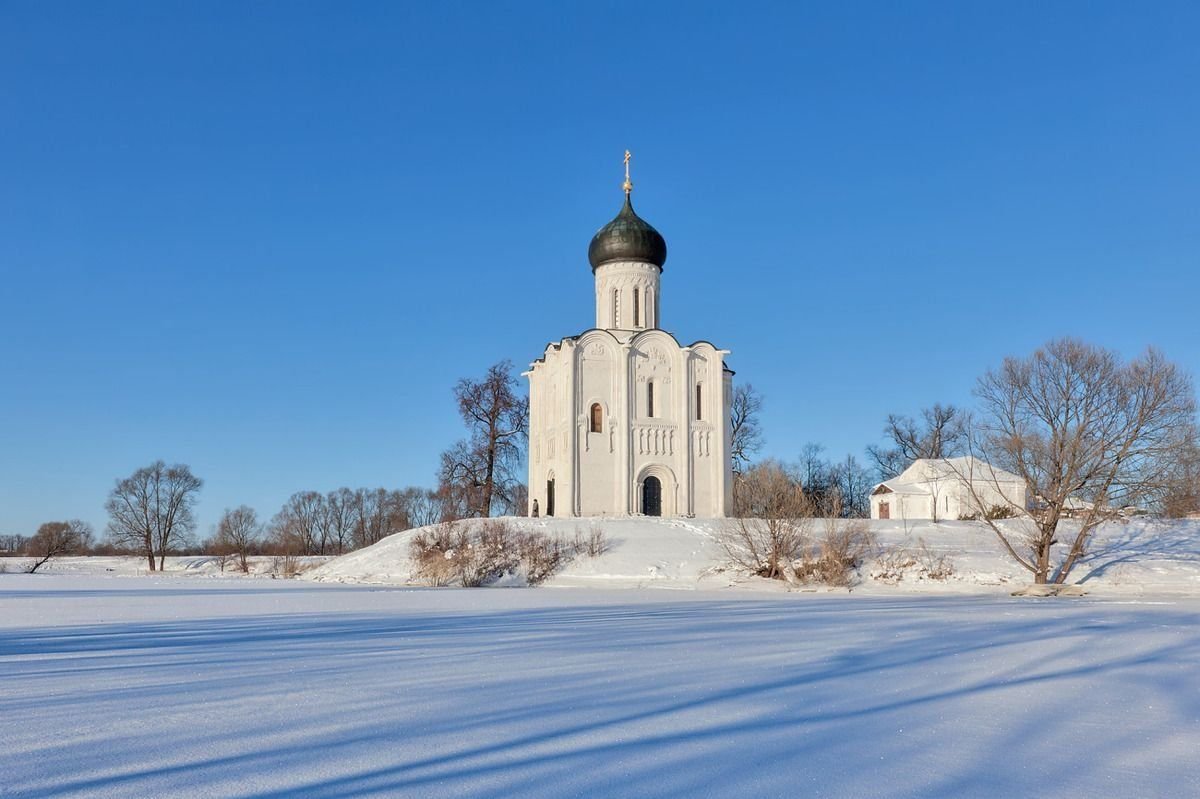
[525,161,734,518]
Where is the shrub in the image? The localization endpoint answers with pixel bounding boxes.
[722,462,814,580]
[574,524,607,557]
[872,547,918,585]
[517,532,569,585]
[269,553,304,579]
[915,539,955,580]
[409,522,467,586]
[870,537,955,584]
[793,519,874,587]
[985,504,1016,520]
[459,520,518,587]
[409,521,572,587]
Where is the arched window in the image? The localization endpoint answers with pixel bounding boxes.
[695,383,702,420]
[647,381,655,418]
[633,287,640,327]
[647,288,654,327]
[590,403,603,433]
[612,289,619,327]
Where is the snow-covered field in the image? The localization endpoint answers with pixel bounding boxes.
[4,519,1199,796]
[0,554,333,579]
[2,575,1198,798]
[11,517,1200,597]
[310,516,1200,596]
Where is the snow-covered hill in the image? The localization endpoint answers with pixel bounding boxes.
[308,516,1200,596]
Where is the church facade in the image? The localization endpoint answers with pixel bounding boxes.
[525,160,734,518]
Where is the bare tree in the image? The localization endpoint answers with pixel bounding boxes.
[270,491,327,555]
[970,339,1197,584]
[215,506,261,573]
[797,442,836,512]
[829,454,873,518]
[323,488,357,555]
[730,383,764,476]
[867,403,969,479]
[438,360,529,517]
[25,520,92,573]
[1162,431,1200,518]
[351,488,386,549]
[404,487,444,528]
[105,461,203,571]
[726,459,813,581]
[1,534,30,554]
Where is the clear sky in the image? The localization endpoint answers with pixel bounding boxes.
[2,2,1198,537]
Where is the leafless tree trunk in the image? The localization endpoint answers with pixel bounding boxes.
[439,360,529,517]
[969,339,1196,584]
[105,461,202,571]
[730,383,764,476]
[25,520,92,573]
[216,506,261,573]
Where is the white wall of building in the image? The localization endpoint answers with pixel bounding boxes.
[526,258,732,519]
[870,458,1027,521]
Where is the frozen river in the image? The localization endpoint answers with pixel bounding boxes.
[2,575,1198,797]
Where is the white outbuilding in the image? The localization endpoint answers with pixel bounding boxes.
[869,456,1026,521]
[524,158,734,518]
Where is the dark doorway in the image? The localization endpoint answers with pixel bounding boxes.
[642,476,662,517]
[879,502,890,520]
[546,479,555,517]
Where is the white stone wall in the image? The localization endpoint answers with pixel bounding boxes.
[525,239,732,519]
[870,479,1027,521]
[525,262,732,518]
[593,261,661,331]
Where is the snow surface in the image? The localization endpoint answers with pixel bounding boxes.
[309,516,1200,596]
[2,554,333,579]
[2,575,1198,798]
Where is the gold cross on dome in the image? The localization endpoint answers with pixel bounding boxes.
[623,150,633,194]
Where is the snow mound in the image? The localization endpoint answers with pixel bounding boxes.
[307,516,741,590]
[308,516,1200,595]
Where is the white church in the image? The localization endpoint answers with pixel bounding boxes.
[525,156,734,518]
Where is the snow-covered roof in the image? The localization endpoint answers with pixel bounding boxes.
[873,479,934,496]
[897,456,1022,486]
[872,456,1023,494]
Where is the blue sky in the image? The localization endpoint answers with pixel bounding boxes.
[2,2,1198,536]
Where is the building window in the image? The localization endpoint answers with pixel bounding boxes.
[647,381,654,418]
[695,384,702,420]
[633,288,640,327]
[612,289,619,327]
[590,403,603,433]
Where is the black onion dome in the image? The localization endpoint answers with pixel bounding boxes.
[587,194,667,271]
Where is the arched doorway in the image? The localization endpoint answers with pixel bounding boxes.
[546,477,556,517]
[642,476,662,517]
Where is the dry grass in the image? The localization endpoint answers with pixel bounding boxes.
[409,520,574,587]
[573,524,608,558]
[792,519,875,587]
[871,538,955,584]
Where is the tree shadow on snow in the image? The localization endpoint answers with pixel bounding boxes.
[3,594,1199,798]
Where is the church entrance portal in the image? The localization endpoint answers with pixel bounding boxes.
[546,479,555,517]
[642,476,662,517]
